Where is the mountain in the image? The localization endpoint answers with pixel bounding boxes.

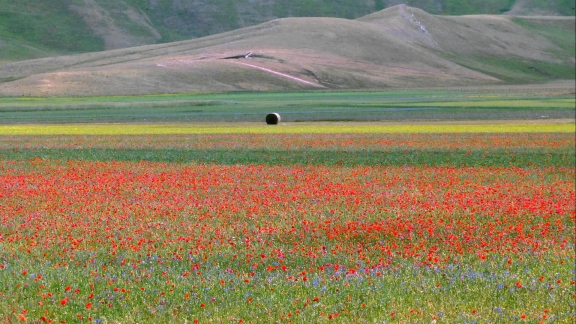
[0,0,574,63]
[0,5,573,96]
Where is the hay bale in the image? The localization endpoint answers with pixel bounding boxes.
[266,113,281,125]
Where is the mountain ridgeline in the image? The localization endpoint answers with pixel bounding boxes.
[0,0,574,61]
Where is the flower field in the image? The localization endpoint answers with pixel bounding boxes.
[0,130,575,323]
[0,123,573,135]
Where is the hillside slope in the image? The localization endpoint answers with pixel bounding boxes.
[0,5,573,96]
[0,0,573,62]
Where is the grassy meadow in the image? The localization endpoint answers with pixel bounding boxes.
[0,89,575,323]
[0,89,574,124]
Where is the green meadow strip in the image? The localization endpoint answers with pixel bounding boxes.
[0,123,573,135]
[1,148,572,167]
[398,98,576,108]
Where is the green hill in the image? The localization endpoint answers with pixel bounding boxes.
[1,5,573,96]
[0,0,574,63]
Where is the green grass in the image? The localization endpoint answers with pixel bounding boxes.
[442,16,575,84]
[1,253,572,323]
[0,2,104,55]
[397,98,575,108]
[512,0,576,16]
[0,90,574,124]
[513,17,576,59]
[441,0,516,15]
[451,55,576,83]
[1,147,573,167]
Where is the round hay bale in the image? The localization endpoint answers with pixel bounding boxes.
[266,113,281,125]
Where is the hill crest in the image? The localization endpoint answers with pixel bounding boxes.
[0,6,573,96]
[0,0,573,63]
